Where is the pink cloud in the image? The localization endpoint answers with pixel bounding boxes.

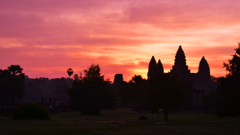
[0,0,239,82]
[0,0,116,12]
[123,0,240,29]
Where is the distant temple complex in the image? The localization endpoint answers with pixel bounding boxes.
[147,45,217,108]
[113,45,217,109]
[148,46,212,89]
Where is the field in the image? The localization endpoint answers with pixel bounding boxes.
[0,109,240,135]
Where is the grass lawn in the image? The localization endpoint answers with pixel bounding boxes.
[0,109,240,135]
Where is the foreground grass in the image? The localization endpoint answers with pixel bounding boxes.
[0,109,240,135]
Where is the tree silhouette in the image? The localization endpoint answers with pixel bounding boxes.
[148,73,186,120]
[68,64,116,115]
[215,43,240,117]
[0,65,25,104]
[117,75,147,112]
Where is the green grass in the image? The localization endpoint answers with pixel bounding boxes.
[0,109,240,135]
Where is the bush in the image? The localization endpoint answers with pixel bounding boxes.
[138,115,148,120]
[12,103,50,120]
[203,91,220,112]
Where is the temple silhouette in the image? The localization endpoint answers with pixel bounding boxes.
[113,45,218,109]
[147,45,217,108]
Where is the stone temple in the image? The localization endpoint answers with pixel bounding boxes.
[147,45,217,108]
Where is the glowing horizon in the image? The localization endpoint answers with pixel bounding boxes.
[0,0,239,82]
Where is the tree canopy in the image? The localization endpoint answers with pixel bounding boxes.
[223,44,240,76]
[117,75,148,112]
[215,43,240,117]
[68,64,116,115]
[0,65,25,104]
[148,73,186,120]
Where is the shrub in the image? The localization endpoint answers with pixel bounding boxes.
[12,103,50,120]
[3,113,11,117]
[138,115,148,120]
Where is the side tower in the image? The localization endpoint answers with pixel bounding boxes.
[156,59,164,74]
[147,56,164,79]
[147,56,157,79]
[198,56,210,80]
[170,45,191,80]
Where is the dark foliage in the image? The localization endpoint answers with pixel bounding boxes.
[68,64,116,115]
[117,75,148,112]
[215,43,240,117]
[0,65,25,104]
[148,73,186,120]
[12,103,50,120]
[202,91,220,112]
[138,115,148,120]
[23,77,71,102]
[116,81,133,106]
[215,76,240,117]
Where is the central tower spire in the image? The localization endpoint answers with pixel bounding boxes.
[170,45,190,80]
[174,45,187,68]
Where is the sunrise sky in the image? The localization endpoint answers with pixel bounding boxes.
[0,0,240,82]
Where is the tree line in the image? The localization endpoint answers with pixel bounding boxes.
[0,65,25,104]
[67,64,187,120]
[1,44,240,120]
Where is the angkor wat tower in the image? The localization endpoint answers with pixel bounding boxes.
[147,56,164,79]
[147,45,217,108]
[198,56,211,80]
[170,45,191,80]
[147,45,214,93]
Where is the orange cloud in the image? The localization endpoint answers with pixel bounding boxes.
[0,0,239,82]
